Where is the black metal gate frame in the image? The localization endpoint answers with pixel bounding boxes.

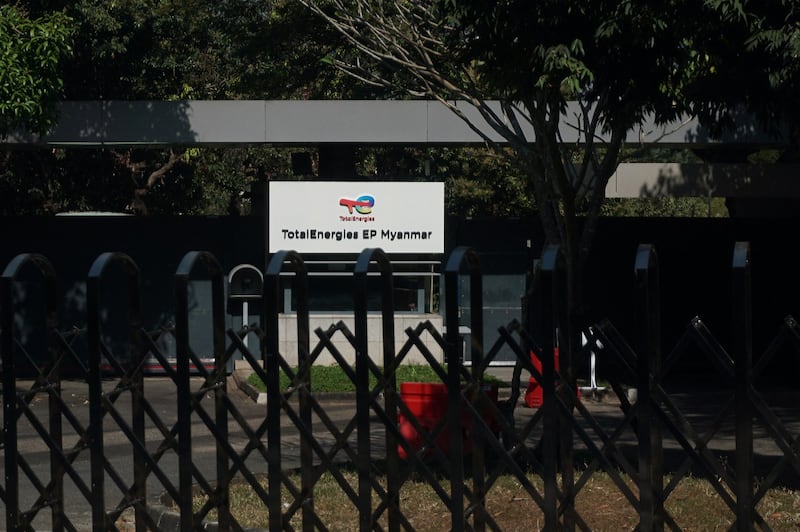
[2,242,800,531]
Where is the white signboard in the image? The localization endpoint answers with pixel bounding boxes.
[269,181,444,254]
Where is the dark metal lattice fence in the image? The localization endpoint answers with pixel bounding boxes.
[1,242,799,530]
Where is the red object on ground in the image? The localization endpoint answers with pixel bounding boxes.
[397,381,499,459]
[524,347,579,407]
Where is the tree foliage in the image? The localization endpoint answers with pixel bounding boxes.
[300,1,709,256]
[357,146,534,217]
[4,0,799,223]
[689,1,800,147]
[0,5,73,137]
[297,0,800,373]
[298,0,720,341]
[56,0,343,100]
[0,0,341,215]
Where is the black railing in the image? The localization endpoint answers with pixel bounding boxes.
[0,242,798,530]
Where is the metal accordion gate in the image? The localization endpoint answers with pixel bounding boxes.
[1,242,799,530]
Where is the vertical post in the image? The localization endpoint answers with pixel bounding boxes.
[556,257,575,531]
[379,254,401,532]
[732,242,753,530]
[444,248,478,531]
[634,244,664,531]
[2,256,54,531]
[86,256,109,532]
[176,252,231,531]
[293,258,312,532]
[264,250,308,531]
[354,248,396,530]
[444,247,485,530]
[242,301,249,348]
[1,268,18,532]
[539,245,561,532]
[210,260,230,531]
[264,252,283,532]
[353,252,372,531]
[87,252,140,531]
[467,251,486,532]
[43,260,64,532]
[125,261,146,532]
[2,255,63,531]
[175,256,196,531]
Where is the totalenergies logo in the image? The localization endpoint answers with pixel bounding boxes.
[339,195,374,215]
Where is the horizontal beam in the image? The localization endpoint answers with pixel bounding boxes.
[1,100,787,148]
[606,163,800,198]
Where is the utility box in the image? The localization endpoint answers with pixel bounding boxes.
[228,264,263,300]
[228,264,263,351]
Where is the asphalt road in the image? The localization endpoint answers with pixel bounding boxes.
[3,373,799,530]
[1,377,360,530]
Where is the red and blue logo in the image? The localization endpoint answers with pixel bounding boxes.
[339,195,374,214]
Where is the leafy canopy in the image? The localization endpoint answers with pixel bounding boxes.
[0,5,73,137]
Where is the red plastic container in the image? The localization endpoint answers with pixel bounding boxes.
[397,381,499,459]
[525,347,579,408]
[525,347,559,408]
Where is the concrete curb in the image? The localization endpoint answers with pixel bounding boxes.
[232,368,266,404]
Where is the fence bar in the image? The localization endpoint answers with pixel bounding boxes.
[467,250,487,532]
[264,250,308,531]
[86,252,141,532]
[127,265,146,532]
[556,252,575,531]
[443,247,476,531]
[634,244,664,531]
[732,241,754,530]
[45,262,65,532]
[353,248,397,530]
[1,254,61,531]
[211,255,230,530]
[293,256,312,532]
[445,246,487,530]
[174,256,194,530]
[0,262,18,531]
[175,251,228,530]
[539,244,561,531]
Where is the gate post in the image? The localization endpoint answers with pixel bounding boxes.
[1,254,61,532]
[353,248,397,530]
[634,244,664,531]
[732,242,753,530]
[87,252,142,532]
[444,246,487,531]
[175,251,228,530]
[264,250,309,531]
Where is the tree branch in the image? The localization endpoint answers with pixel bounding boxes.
[145,149,184,189]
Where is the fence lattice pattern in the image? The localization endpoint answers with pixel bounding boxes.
[1,243,799,530]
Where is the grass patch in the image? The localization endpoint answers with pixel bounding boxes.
[246,364,501,394]
[182,471,800,530]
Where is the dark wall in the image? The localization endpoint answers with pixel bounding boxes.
[0,216,265,372]
[591,217,800,383]
[3,215,798,378]
[452,216,800,382]
[1,216,263,324]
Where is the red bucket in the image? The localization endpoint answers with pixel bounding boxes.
[525,348,558,408]
[525,347,578,408]
[397,381,499,459]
